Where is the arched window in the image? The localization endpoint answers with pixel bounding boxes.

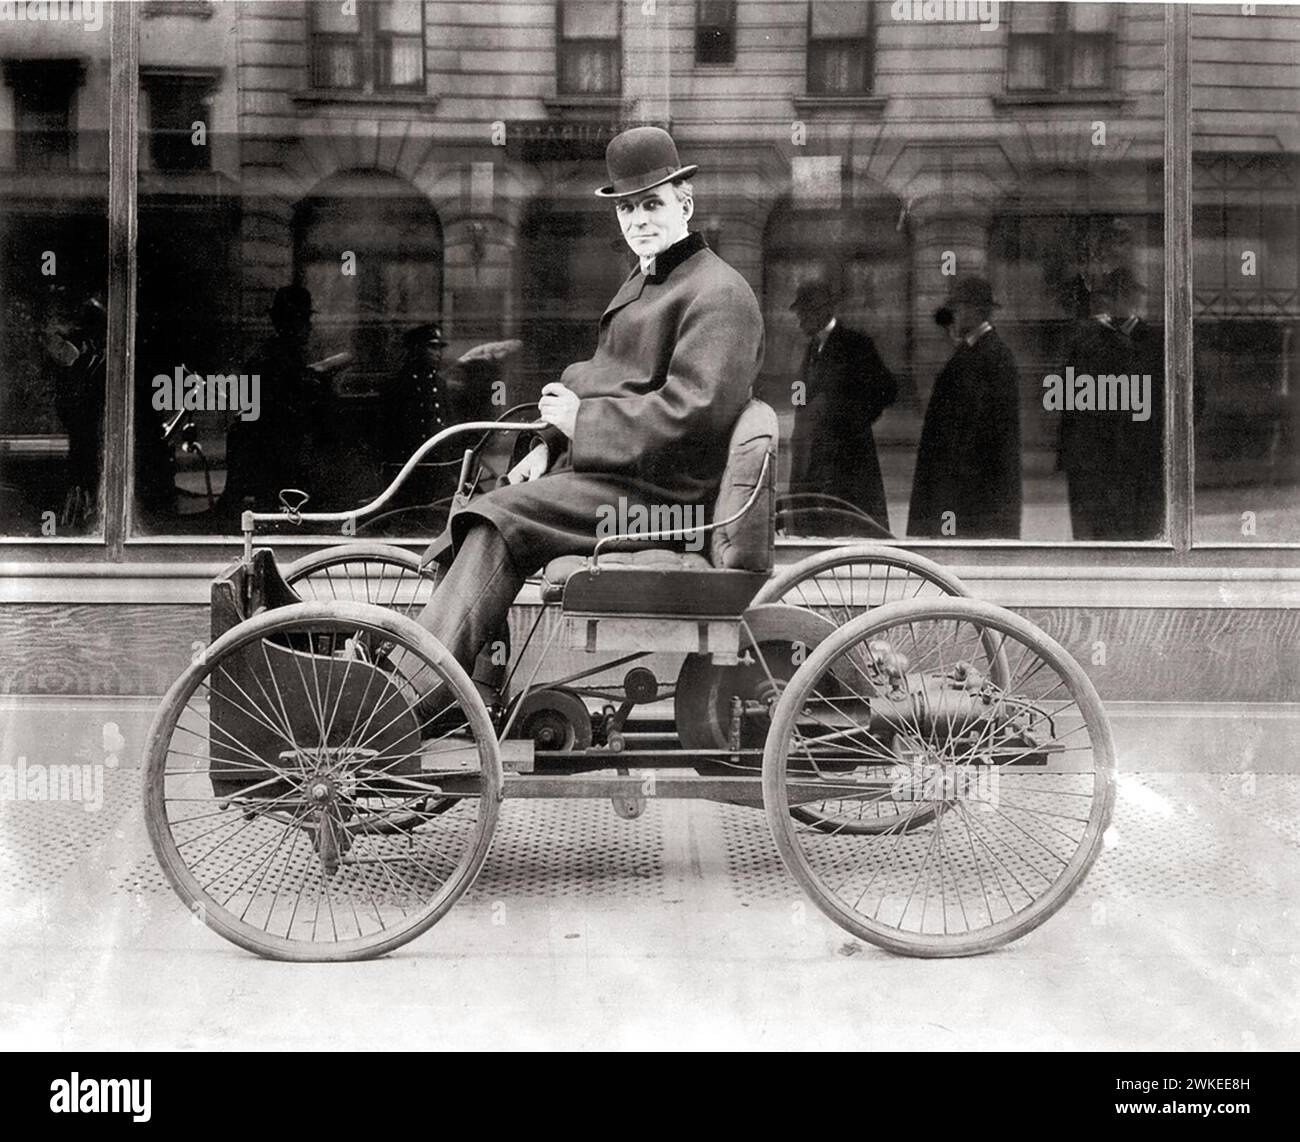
[293,170,443,395]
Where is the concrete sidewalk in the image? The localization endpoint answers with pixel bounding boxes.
[0,701,1296,1051]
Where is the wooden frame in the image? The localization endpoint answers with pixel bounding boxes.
[1166,2,1193,552]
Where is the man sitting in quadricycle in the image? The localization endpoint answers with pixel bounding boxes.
[142,126,1113,964]
[404,127,765,715]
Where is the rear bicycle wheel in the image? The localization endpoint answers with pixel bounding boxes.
[764,597,1115,957]
[754,546,996,834]
[285,543,440,620]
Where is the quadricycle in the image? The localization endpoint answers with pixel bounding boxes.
[143,401,1115,961]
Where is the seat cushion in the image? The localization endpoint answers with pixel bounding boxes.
[540,550,711,603]
[709,399,777,572]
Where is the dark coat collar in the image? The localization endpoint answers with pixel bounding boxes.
[602,231,709,322]
[642,229,708,283]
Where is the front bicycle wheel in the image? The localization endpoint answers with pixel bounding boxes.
[143,601,501,961]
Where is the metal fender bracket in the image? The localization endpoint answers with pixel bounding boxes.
[610,767,646,820]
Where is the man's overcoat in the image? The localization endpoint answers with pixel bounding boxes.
[787,322,897,529]
[450,231,765,570]
[907,327,1023,539]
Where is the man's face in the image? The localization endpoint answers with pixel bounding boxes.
[615,185,692,260]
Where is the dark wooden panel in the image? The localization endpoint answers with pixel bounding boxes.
[1020,606,1300,706]
[0,603,1295,702]
[0,605,205,696]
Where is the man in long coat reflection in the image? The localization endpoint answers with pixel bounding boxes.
[786,279,897,530]
[908,276,1022,539]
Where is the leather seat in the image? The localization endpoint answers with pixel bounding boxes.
[538,400,779,615]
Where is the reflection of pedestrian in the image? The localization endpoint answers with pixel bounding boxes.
[220,285,322,513]
[908,277,1022,538]
[1058,268,1163,539]
[786,280,896,530]
[380,323,458,505]
[43,293,107,526]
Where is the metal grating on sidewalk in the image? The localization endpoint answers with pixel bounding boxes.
[468,799,666,900]
[113,794,668,903]
[6,771,1299,912]
[715,774,1296,904]
[0,766,137,894]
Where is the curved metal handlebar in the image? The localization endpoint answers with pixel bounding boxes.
[240,419,546,544]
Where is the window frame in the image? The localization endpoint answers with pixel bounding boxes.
[805,0,875,98]
[140,67,219,173]
[695,0,738,66]
[555,0,624,97]
[307,0,427,95]
[3,58,83,172]
[1006,1,1120,95]
[3,3,1298,576]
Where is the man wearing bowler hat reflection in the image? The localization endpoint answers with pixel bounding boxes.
[400,126,765,715]
[787,278,897,530]
[908,275,1022,538]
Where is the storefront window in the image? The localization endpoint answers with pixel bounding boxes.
[0,16,109,539]
[774,2,1166,542]
[2,1,1297,557]
[131,0,452,538]
[1192,5,1300,543]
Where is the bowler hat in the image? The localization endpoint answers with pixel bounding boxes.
[945,276,1000,310]
[595,126,698,198]
[789,279,838,311]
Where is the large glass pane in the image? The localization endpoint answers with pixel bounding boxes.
[772,1,1165,541]
[1192,4,1300,543]
[132,1,446,538]
[1007,37,1051,91]
[377,0,422,35]
[560,43,618,94]
[125,0,1172,547]
[1069,36,1110,91]
[0,14,111,539]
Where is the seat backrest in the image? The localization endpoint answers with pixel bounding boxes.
[709,398,778,572]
